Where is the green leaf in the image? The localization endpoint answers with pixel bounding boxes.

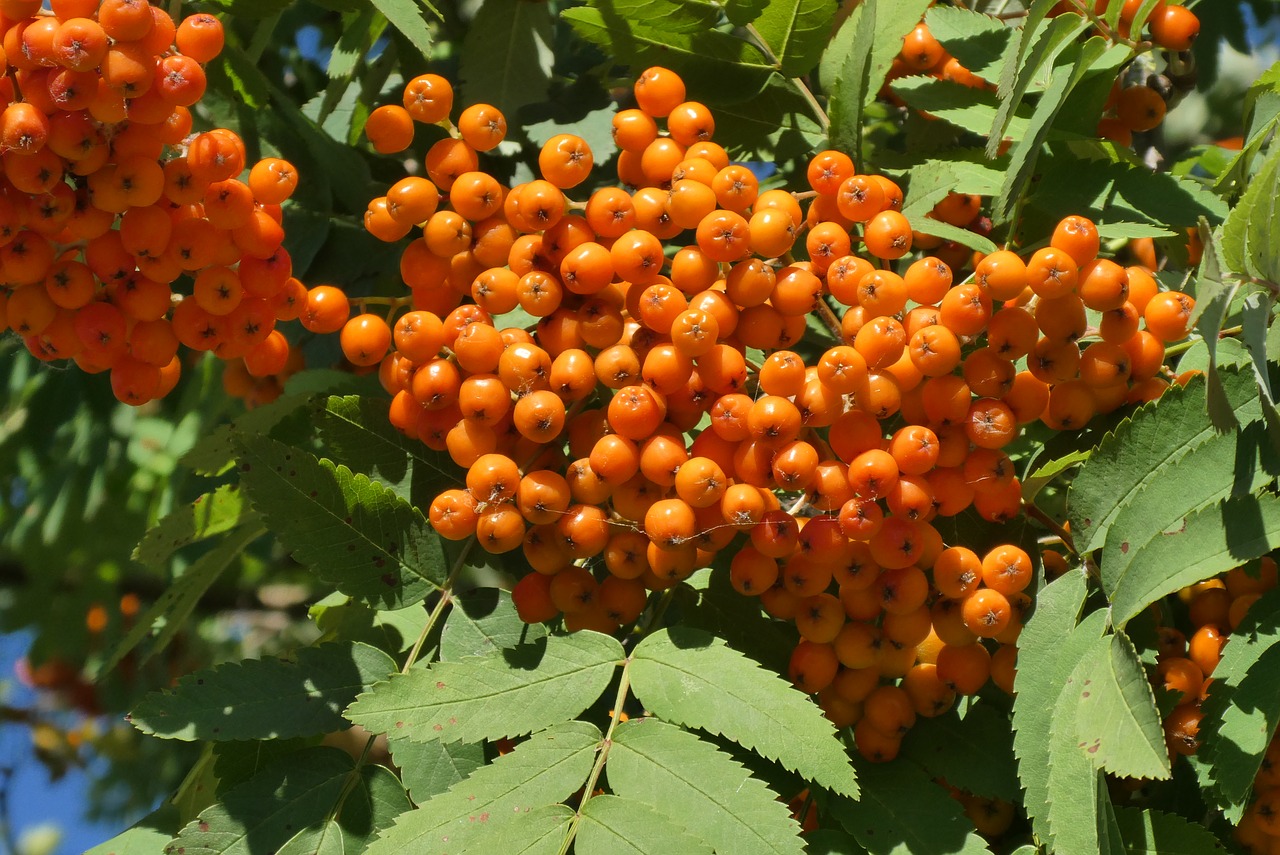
[923,5,1010,80]
[629,627,858,798]
[1047,651,1113,855]
[826,0,933,158]
[134,484,257,568]
[579,0,721,32]
[85,804,181,855]
[1201,586,1280,814]
[388,737,484,805]
[753,0,837,77]
[899,703,1019,802]
[562,7,774,103]
[1012,572,1092,847]
[347,632,623,744]
[236,434,446,609]
[459,0,554,117]
[96,524,263,680]
[906,216,999,254]
[1222,139,1280,281]
[363,722,599,855]
[684,566,795,673]
[609,718,806,855]
[440,588,548,661]
[130,642,395,742]
[709,74,826,162]
[1112,807,1228,855]
[577,794,714,854]
[892,76,1028,140]
[1099,417,1280,607]
[831,759,993,855]
[988,5,1089,157]
[180,391,312,476]
[1068,370,1261,554]
[451,803,576,854]
[1108,493,1280,627]
[1193,225,1243,430]
[166,747,356,855]
[1023,448,1091,501]
[803,828,870,854]
[996,38,1126,223]
[1072,633,1170,780]
[369,0,434,58]
[275,822,345,855]
[319,396,460,504]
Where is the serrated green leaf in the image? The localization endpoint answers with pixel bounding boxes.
[1223,139,1280,281]
[685,566,795,673]
[988,5,1089,157]
[803,828,870,854]
[1012,572,1095,847]
[525,102,618,167]
[892,76,1028,140]
[562,8,774,103]
[1023,448,1091,501]
[1099,419,1280,605]
[134,484,257,568]
[1047,653,1111,855]
[1073,633,1170,780]
[370,0,434,57]
[1109,493,1280,627]
[831,759,992,855]
[440,588,548,662]
[899,703,1019,802]
[275,822,345,855]
[609,718,805,855]
[451,803,575,854]
[907,216,999,254]
[363,722,599,855]
[212,740,311,794]
[577,794,713,854]
[388,737,484,805]
[1069,371,1261,554]
[1095,221,1176,239]
[85,804,181,855]
[1201,586,1280,813]
[1112,806,1228,855]
[96,524,262,680]
[180,392,312,475]
[923,5,1010,80]
[753,0,837,77]
[236,434,445,609]
[826,0,932,158]
[130,642,395,742]
[629,627,858,798]
[166,747,355,855]
[710,74,826,162]
[1194,225,1242,429]
[319,396,460,504]
[459,0,553,117]
[583,0,721,32]
[996,38,1126,223]
[348,632,623,744]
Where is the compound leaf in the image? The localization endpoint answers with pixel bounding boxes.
[923,5,1010,79]
[130,642,395,742]
[609,718,805,855]
[236,433,446,609]
[1072,633,1170,780]
[448,804,575,855]
[318,396,459,503]
[369,0,434,57]
[577,795,713,855]
[347,632,623,744]
[363,722,599,855]
[629,627,857,798]
[1047,652,1112,855]
[1222,137,1280,281]
[900,703,1019,802]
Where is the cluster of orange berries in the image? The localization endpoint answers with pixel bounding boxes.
[0,0,304,406]
[350,65,1200,762]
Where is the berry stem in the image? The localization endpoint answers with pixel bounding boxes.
[814,296,843,341]
[1022,501,1076,556]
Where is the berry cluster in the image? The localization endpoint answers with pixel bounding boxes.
[0,0,301,406]
[354,65,1198,761]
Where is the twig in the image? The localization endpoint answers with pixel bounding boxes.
[742,24,831,133]
[1022,501,1076,556]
